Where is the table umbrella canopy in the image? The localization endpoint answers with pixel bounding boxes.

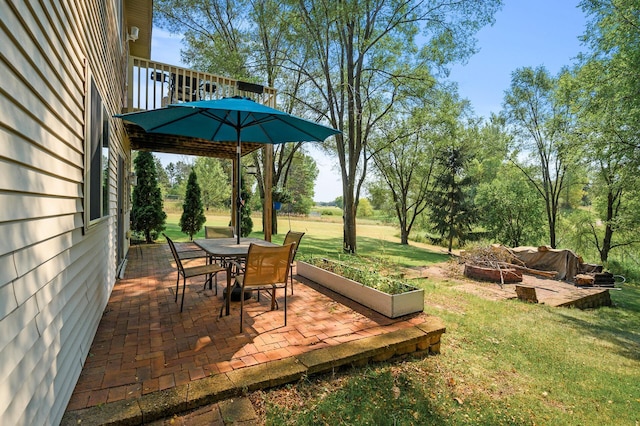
[116,96,340,144]
[116,96,340,243]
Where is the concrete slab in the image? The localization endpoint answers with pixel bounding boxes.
[218,398,258,424]
[59,398,142,426]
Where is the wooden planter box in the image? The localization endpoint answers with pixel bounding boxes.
[297,261,424,318]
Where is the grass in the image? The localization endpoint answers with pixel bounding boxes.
[160,212,449,267]
[159,210,640,425]
[258,282,640,425]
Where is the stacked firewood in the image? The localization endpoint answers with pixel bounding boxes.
[461,245,557,279]
[575,272,616,287]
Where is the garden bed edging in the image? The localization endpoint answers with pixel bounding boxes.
[297,261,424,318]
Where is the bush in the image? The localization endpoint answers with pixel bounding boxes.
[606,258,640,284]
[357,198,374,217]
[179,170,206,240]
[131,152,166,243]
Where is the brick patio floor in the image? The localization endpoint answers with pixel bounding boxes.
[65,242,428,412]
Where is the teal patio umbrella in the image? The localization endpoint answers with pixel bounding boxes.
[116,96,340,243]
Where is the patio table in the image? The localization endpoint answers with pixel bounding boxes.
[193,238,279,316]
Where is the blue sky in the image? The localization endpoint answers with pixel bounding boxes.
[150,1,588,202]
[448,0,587,119]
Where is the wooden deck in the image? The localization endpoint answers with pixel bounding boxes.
[515,275,612,308]
[413,264,613,309]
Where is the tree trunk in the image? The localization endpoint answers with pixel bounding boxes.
[600,190,616,262]
[272,210,278,235]
[600,224,613,262]
[545,197,557,249]
[400,228,409,245]
[343,190,357,253]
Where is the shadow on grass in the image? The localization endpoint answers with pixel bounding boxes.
[554,284,640,362]
[261,233,450,267]
[160,225,450,267]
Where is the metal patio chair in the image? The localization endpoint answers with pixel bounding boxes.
[234,243,295,333]
[165,235,225,312]
[283,231,305,294]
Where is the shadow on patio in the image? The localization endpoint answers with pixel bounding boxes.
[63,242,444,424]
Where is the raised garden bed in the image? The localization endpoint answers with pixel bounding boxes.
[297,259,424,318]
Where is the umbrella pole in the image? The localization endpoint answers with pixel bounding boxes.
[236,132,242,244]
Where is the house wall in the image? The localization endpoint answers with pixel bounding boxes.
[0,1,132,424]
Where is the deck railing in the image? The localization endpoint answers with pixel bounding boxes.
[126,56,277,112]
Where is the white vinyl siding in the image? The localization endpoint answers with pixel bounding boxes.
[0,0,132,424]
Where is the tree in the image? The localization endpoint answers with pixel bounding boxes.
[154,0,502,252]
[155,0,252,79]
[475,164,546,247]
[371,88,465,244]
[252,144,305,235]
[503,66,577,248]
[366,179,393,215]
[154,156,170,195]
[356,199,374,218]
[165,162,177,186]
[131,152,166,243]
[571,59,640,261]
[155,0,308,235]
[286,0,501,253]
[430,146,477,253]
[280,151,318,216]
[580,0,640,160]
[165,160,194,198]
[572,1,640,260]
[588,154,640,261]
[179,170,207,240]
[193,157,230,210]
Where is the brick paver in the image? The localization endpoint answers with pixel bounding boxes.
[65,243,426,411]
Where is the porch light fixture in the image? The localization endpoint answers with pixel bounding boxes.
[245,165,258,175]
[129,171,137,186]
[127,26,139,42]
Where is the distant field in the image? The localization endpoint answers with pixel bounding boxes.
[161,210,450,267]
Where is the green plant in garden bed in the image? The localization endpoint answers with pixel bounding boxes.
[301,255,416,295]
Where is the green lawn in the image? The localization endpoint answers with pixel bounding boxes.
[159,211,640,425]
[161,212,450,266]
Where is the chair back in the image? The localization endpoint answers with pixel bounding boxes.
[163,234,184,271]
[283,231,305,258]
[205,226,235,239]
[242,243,295,287]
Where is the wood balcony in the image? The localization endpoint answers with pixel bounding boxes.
[125,56,277,112]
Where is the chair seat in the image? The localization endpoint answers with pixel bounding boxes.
[184,263,225,279]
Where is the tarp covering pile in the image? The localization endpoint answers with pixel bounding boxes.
[510,246,582,281]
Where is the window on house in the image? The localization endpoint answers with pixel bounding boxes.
[86,75,110,226]
[114,0,124,49]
